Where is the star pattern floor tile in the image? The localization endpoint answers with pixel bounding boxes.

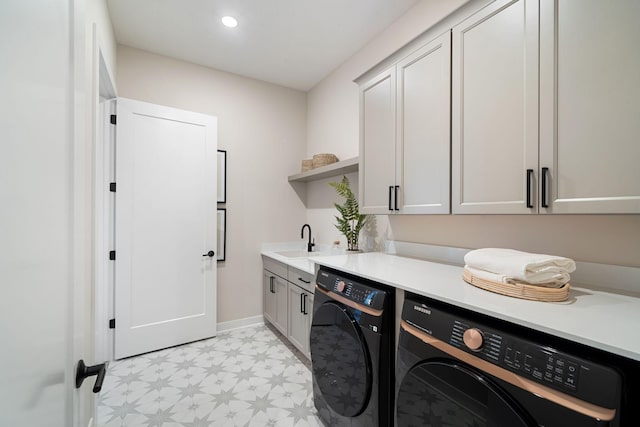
[97,324,322,427]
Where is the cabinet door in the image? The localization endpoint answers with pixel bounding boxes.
[287,283,307,355]
[452,0,539,214]
[274,275,288,335]
[539,0,640,213]
[304,292,314,359]
[263,270,277,326]
[360,68,397,214]
[397,32,451,214]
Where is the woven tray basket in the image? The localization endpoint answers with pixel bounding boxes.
[301,159,313,172]
[462,268,570,302]
[312,153,338,169]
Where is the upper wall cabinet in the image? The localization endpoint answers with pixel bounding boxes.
[359,32,451,215]
[452,0,539,214]
[359,0,639,215]
[359,68,396,213]
[539,0,640,213]
[452,0,640,214]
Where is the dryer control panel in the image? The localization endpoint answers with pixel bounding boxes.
[449,320,580,392]
[401,293,622,410]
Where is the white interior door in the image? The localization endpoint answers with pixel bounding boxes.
[1,1,91,426]
[114,98,218,359]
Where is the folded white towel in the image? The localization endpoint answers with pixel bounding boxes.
[464,266,568,288]
[464,248,576,285]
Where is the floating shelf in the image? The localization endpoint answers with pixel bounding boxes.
[288,156,359,183]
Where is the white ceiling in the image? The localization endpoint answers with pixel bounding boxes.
[106,0,420,91]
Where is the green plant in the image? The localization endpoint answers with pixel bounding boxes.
[329,176,370,251]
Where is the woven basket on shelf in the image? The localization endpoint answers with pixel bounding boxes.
[312,153,338,169]
[301,159,313,172]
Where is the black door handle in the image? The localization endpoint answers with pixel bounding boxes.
[526,169,534,208]
[541,167,549,208]
[297,277,310,284]
[202,250,215,257]
[394,185,400,211]
[388,186,393,211]
[76,360,107,393]
[302,294,308,315]
[270,276,274,293]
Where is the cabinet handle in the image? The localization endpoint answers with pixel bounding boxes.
[526,169,534,208]
[270,276,274,293]
[394,185,400,211]
[541,167,549,208]
[388,186,394,211]
[303,294,308,315]
[297,277,310,284]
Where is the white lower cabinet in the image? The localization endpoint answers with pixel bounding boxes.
[287,267,314,359]
[262,257,315,359]
[263,259,288,336]
[287,283,313,359]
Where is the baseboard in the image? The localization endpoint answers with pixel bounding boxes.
[217,315,264,333]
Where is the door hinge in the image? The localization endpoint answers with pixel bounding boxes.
[109,319,115,329]
[109,250,116,261]
[109,182,116,192]
[110,114,117,125]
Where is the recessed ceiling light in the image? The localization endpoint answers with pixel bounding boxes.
[221,16,238,28]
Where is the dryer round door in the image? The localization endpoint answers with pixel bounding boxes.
[397,360,537,426]
[310,301,372,417]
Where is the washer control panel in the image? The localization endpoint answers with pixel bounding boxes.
[316,268,386,310]
[332,279,378,306]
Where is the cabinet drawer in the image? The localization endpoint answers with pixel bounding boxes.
[287,267,314,294]
[262,256,287,279]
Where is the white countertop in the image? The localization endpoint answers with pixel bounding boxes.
[309,252,640,362]
[261,250,317,275]
[260,242,334,275]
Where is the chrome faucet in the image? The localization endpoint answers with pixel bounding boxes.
[301,224,314,252]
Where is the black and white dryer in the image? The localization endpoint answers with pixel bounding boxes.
[396,292,639,427]
[310,266,395,427]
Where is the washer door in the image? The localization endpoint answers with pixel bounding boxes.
[310,301,371,417]
[397,360,537,427]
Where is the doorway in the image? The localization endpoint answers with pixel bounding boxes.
[93,93,219,362]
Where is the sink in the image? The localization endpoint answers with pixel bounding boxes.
[275,250,329,259]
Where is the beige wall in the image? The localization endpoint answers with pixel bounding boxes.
[116,46,308,323]
[305,0,640,268]
[389,215,640,267]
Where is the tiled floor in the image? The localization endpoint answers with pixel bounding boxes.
[97,324,323,427]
